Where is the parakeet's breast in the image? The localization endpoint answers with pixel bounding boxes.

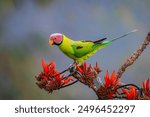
[58,36,76,60]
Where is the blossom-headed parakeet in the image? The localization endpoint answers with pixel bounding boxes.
[49,30,137,64]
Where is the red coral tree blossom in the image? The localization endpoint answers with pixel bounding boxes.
[96,70,120,99]
[35,59,73,93]
[75,62,101,88]
[122,86,138,100]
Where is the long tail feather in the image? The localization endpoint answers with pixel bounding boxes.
[110,29,138,42]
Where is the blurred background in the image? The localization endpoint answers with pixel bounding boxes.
[0,0,149,99]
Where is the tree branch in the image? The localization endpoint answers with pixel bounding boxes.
[117,32,150,78]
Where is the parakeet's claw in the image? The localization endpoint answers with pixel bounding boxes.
[68,62,76,73]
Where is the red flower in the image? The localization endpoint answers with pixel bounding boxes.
[35,59,73,93]
[75,62,101,88]
[76,62,101,75]
[104,70,119,89]
[122,86,138,100]
[76,62,92,75]
[42,59,56,76]
[42,59,50,74]
[142,79,150,98]
[97,70,120,99]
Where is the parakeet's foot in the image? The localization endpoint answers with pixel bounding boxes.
[67,61,77,72]
[68,61,77,68]
[51,62,77,78]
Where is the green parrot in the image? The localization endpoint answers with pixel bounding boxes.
[49,29,137,64]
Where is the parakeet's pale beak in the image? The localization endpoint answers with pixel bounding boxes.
[49,39,54,46]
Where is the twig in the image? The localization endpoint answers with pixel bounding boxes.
[117,32,150,78]
[60,80,78,89]
[117,84,141,91]
[51,64,75,78]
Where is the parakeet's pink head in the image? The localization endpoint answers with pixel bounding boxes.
[49,33,63,46]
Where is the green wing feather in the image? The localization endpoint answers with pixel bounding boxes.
[71,39,111,58]
[71,40,94,58]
